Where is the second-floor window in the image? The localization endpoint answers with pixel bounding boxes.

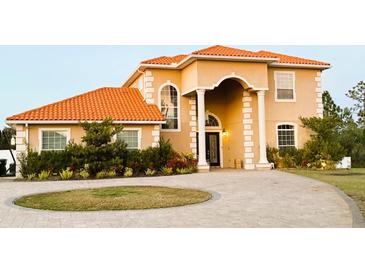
[160,85,179,130]
[275,71,295,101]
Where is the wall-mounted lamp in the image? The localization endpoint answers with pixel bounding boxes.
[222,128,228,137]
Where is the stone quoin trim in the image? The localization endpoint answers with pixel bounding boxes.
[242,91,255,170]
[315,71,324,118]
[189,96,197,156]
[151,125,160,147]
[144,70,155,104]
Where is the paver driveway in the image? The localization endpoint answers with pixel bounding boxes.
[0,170,363,228]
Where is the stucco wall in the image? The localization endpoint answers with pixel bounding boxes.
[265,68,320,149]
[195,60,268,91]
[27,124,156,151]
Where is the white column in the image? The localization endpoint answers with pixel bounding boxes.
[196,89,209,170]
[256,90,270,168]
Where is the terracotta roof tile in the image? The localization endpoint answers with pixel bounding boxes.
[192,45,277,58]
[257,50,330,66]
[7,87,165,122]
[140,45,330,66]
[141,54,188,65]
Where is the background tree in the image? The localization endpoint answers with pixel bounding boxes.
[346,81,365,127]
[323,90,342,119]
[0,127,16,150]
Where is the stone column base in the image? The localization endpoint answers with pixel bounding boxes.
[255,163,272,170]
[197,165,210,172]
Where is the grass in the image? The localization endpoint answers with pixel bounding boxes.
[286,168,365,218]
[14,186,212,211]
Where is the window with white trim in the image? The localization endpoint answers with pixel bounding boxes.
[117,130,140,150]
[275,72,295,100]
[205,114,219,127]
[41,130,69,151]
[277,124,296,149]
[160,85,178,130]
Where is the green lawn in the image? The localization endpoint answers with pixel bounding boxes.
[14,186,212,211]
[287,168,365,218]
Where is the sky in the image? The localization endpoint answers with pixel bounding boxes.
[1,45,364,128]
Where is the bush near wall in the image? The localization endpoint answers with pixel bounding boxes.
[18,118,197,180]
[267,117,346,170]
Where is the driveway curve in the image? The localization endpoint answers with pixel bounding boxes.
[0,170,362,228]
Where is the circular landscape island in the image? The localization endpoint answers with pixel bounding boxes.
[14,186,212,211]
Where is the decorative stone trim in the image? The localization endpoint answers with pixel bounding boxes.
[315,72,323,118]
[15,125,27,177]
[144,70,154,104]
[242,91,255,170]
[151,125,160,147]
[189,96,197,156]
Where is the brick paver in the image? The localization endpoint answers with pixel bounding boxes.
[0,170,360,227]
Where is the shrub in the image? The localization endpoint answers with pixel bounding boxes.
[125,150,142,174]
[59,169,73,180]
[96,171,108,179]
[266,146,306,169]
[176,167,193,174]
[124,167,133,177]
[107,170,116,178]
[38,170,50,181]
[166,152,197,172]
[145,168,156,176]
[79,169,90,179]
[26,173,36,181]
[161,166,173,176]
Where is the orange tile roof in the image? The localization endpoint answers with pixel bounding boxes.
[140,45,330,66]
[257,50,330,66]
[141,54,188,65]
[7,87,165,122]
[192,45,277,59]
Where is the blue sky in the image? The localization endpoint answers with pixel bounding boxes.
[0,45,364,128]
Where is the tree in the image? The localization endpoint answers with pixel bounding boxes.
[323,90,342,119]
[300,116,346,167]
[81,117,123,147]
[346,81,365,127]
[0,127,16,150]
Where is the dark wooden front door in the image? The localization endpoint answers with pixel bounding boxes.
[205,132,220,166]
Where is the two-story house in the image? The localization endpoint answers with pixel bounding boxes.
[6,45,330,174]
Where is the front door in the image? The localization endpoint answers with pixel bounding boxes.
[205,132,220,166]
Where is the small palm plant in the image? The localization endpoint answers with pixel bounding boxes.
[59,168,74,180]
[38,170,51,181]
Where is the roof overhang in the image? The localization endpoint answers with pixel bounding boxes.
[6,120,166,125]
[269,62,331,70]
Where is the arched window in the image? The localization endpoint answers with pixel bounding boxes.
[160,85,179,130]
[277,124,296,149]
[205,114,219,127]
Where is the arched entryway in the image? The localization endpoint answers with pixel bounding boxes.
[194,75,270,171]
[204,78,247,168]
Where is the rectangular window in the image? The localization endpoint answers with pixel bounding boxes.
[41,130,69,151]
[275,72,295,101]
[116,130,140,150]
[277,124,296,150]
